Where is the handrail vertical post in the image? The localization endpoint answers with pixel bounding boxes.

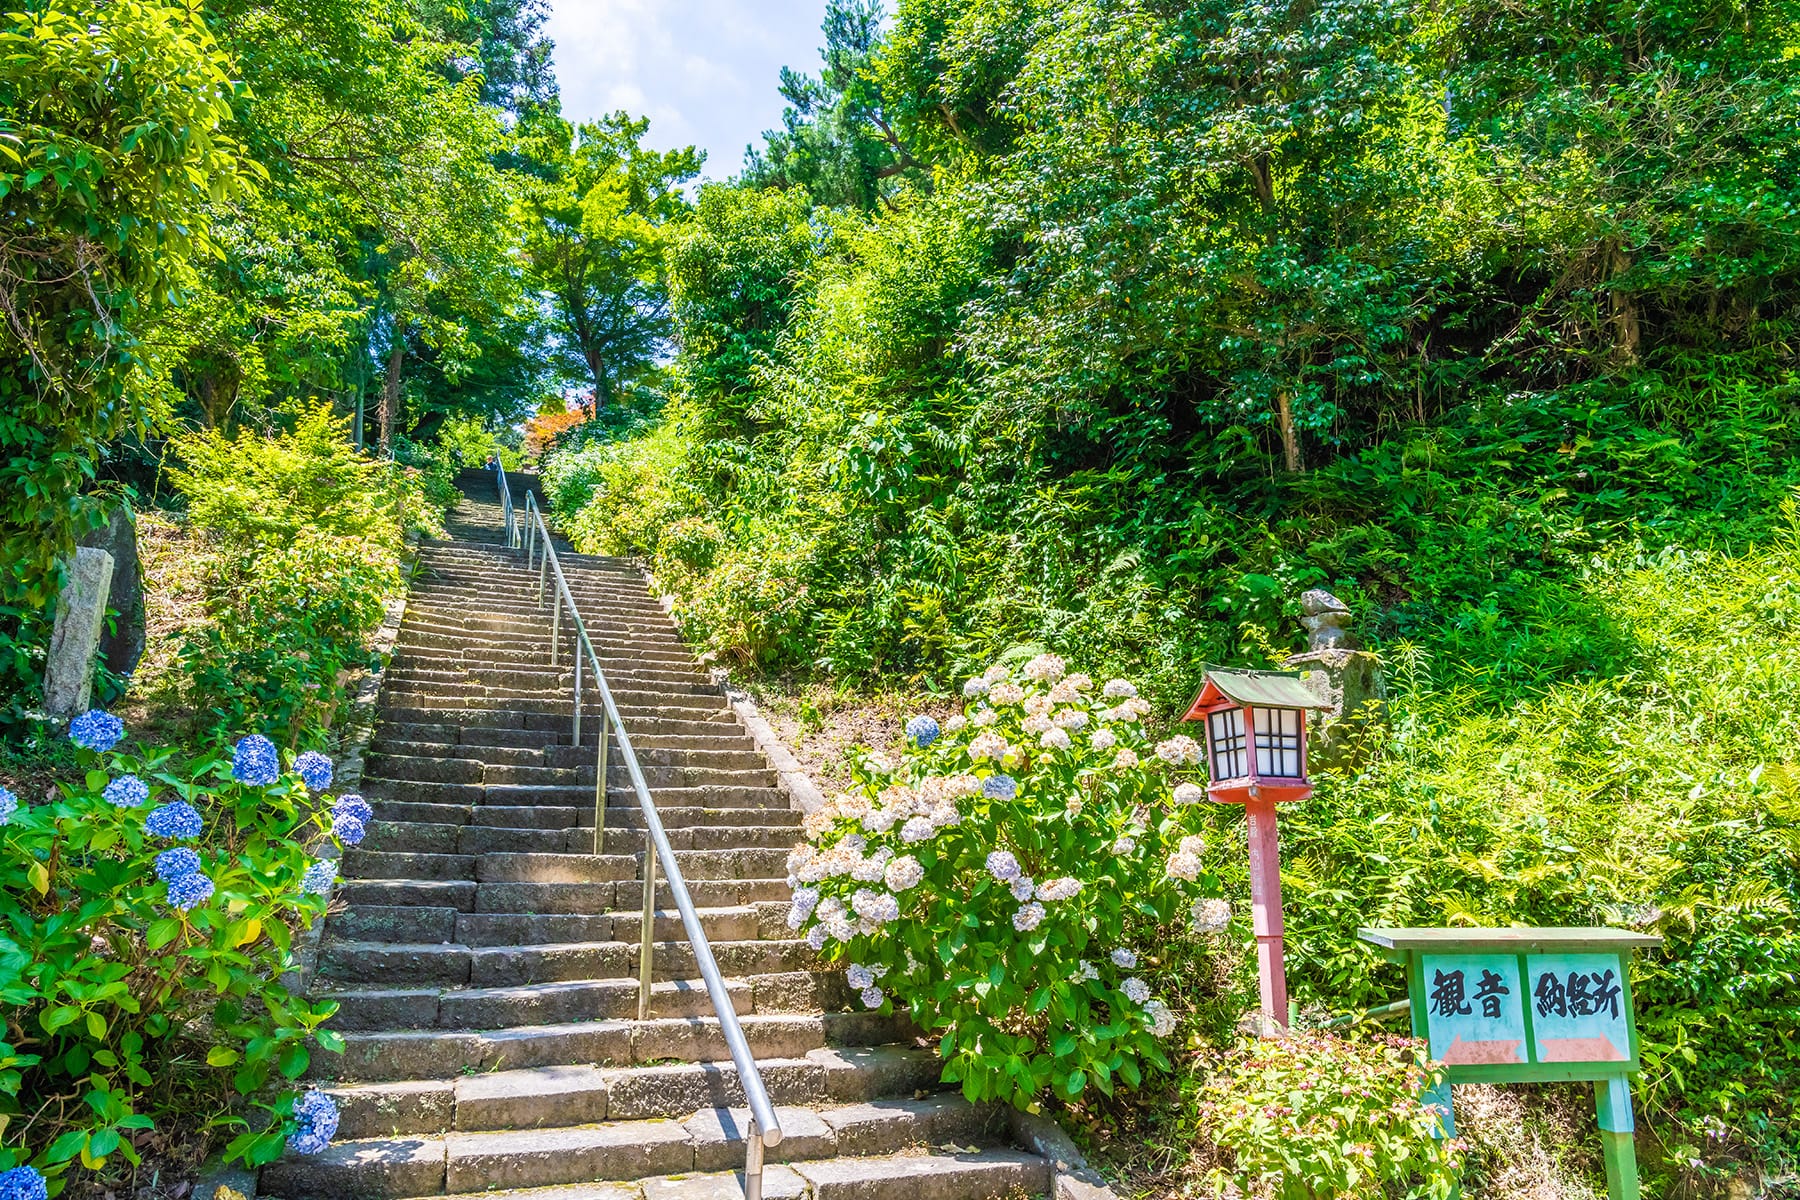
[594,713,609,856]
[572,638,583,747]
[550,598,560,667]
[638,842,657,1021]
[743,1120,765,1200]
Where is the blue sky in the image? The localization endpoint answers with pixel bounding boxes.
[544,1,831,181]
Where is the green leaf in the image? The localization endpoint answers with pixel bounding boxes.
[206,1046,241,1068]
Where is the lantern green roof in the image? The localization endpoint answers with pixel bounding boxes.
[1202,667,1329,709]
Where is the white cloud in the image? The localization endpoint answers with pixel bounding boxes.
[546,0,827,179]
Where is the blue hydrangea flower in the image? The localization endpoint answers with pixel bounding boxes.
[69,709,124,752]
[0,786,18,826]
[983,774,1018,801]
[302,859,337,895]
[905,715,940,748]
[103,774,149,809]
[155,847,202,883]
[144,800,203,840]
[167,871,214,910]
[0,1164,48,1200]
[293,751,333,792]
[332,794,373,825]
[331,814,366,846]
[232,734,280,787]
[288,1089,340,1155]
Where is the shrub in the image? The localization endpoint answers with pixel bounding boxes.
[1198,1031,1460,1199]
[786,652,1222,1106]
[168,404,424,746]
[0,713,355,1189]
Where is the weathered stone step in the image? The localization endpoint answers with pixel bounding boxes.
[288,1101,1008,1194]
[319,967,850,1033]
[360,820,799,859]
[318,936,815,989]
[342,850,641,884]
[336,877,791,914]
[330,903,764,948]
[361,802,801,832]
[321,1045,940,1141]
[364,781,786,810]
[313,1011,908,1083]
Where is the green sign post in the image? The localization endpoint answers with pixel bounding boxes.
[1358,927,1662,1200]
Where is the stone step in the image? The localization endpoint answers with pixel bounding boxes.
[359,803,801,832]
[360,820,799,859]
[336,877,791,913]
[341,850,642,884]
[317,936,815,989]
[313,1011,909,1082]
[330,903,765,948]
[363,781,786,810]
[322,1046,940,1140]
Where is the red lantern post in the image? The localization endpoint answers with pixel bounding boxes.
[1182,668,1329,1031]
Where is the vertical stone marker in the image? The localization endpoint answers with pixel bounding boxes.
[43,546,115,718]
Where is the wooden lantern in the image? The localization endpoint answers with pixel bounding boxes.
[1182,668,1329,1029]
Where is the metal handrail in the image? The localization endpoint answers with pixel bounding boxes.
[494,474,783,1196]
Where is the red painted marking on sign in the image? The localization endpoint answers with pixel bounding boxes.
[1443,1035,1525,1064]
[1537,1036,1626,1063]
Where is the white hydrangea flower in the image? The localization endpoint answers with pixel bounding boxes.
[982,664,1011,684]
[806,925,828,950]
[1074,959,1100,982]
[1090,728,1116,751]
[968,731,1008,762]
[816,896,845,923]
[1047,678,1081,704]
[797,858,829,884]
[851,847,892,882]
[860,985,885,1008]
[963,677,990,698]
[1191,897,1232,934]
[1172,782,1207,805]
[1122,977,1151,1004]
[1103,679,1138,699]
[1022,713,1054,735]
[989,682,1025,706]
[928,803,962,830]
[884,854,924,892]
[1023,653,1066,682]
[1155,736,1203,765]
[1178,834,1206,856]
[1038,877,1082,902]
[1146,999,1177,1037]
[866,751,897,774]
[1039,727,1072,751]
[1112,748,1140,770]
[826,915,856,942]
[856,915,881,937]
[900,816,935,843]
[863,807,898,834]
[1012,902,1046,931]
[1010,876,1036,902]
[1112,835,1137,855]
[944,714,968,733]
[1111,947,1137,969]
[1165,850,1202,882]
[986,850,1022,882]
[852,889,900,924]
[846,964,875,989]
[1052,708,1089,730]
[971,707,998,727]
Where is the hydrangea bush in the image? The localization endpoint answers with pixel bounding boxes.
[0,713,355,1189]
[788,654,1229,1106]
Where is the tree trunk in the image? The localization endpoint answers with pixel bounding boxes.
[1276,390,1302,474]
[585,349,614,413]
[379,339,405,457]
[1607,244,1640,362]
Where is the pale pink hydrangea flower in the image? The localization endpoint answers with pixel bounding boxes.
[968,731,1008,762]
[1022,713,1054,735]
[1091,728,1116,751]
[1040,727,1072,751]
[989,682,1025,706]
[1172,782,1206,805]
[1023,653,1066,682]
[1191,898,1232,934]
[1155,736,1203,765]
[971,707,998,727]
[1112,748,1140,770]
[1038,877,1082,902]
[884,855,924,891]
[1013,902,1046,931]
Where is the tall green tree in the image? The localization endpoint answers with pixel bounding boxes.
[521,111,700,410]
[0,0,254,703]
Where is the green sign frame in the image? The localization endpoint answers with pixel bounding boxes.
[1359,927,1662,1200]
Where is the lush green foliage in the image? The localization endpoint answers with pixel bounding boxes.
[0,0,254,710]
[0,725,353,1186]
[167,406,426,746]
[791,653,1219,1106]
[539,0,1800,1180]
[1197,1032,1459,1198]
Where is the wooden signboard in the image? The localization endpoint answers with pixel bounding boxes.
[1359,927,1662,1200]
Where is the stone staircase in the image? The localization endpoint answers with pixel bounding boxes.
[260,471,1052,1199]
